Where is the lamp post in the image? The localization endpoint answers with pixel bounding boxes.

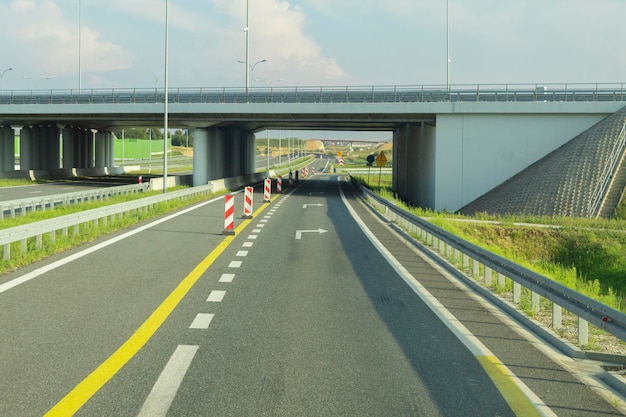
[255,78,282,88]
[163,0,169,192]
[23,76,52,89]
[239,59,266,89]
[446,0,450,91]
[78,0,82,91]
[0,67,13,91]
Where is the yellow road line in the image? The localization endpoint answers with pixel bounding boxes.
[477,356,542,417]
[45,195,276,416]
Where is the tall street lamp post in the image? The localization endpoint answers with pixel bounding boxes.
[78,0,82,91]
[23,76,52,88]
[163,0,169,192]
[446,0,450,91]
[238,59,266,89]
[0,67,13,91]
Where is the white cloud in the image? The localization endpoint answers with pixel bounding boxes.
[0,0,133,87]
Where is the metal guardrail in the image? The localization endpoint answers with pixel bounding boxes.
[0,183,150,219]
[351,178,626,346]
[0,83,624,105]
[0,184,215,261]
[589,120,626,218]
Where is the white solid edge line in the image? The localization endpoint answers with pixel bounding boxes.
[136,344,199,417]
[0,194,226,294]
[337,177,556,417]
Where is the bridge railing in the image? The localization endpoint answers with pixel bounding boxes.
[351,177,626,358]
[0,83,624,105]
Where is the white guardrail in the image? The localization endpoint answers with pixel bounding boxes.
[0,172,272,263]
[352,177,626,360]
[0,183,151,219]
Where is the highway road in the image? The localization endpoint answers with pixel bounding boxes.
[0,163,622,416]
[0,178,139,202]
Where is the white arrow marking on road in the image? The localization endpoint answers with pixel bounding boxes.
[295,228,328,240]
[302,203,324,208]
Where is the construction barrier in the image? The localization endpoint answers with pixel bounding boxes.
[242,186,253,218]
[311,167,315,175]
[264,178,271,202]
[276,176,282,193]
[223,194,235,235]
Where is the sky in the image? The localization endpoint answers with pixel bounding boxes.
[0,0,625,139]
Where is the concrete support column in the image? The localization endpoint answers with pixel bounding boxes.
[193,126,255,186]
[32,126,45,170]
[86,130,94,168]
[46,125,60,170]
[1,126,15,171]
[229,128,242,177]
[95,131,106,168]
[193,128,209,186]
[214,129,226,178]
[106,132,115,167]
[20,126,33,171]
[245,130,255,174]
[62,126,76,169]
[393,122,435,210]
[76,128,89,168]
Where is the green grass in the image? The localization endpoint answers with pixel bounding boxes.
[0,187,224,275]
[0,178,45,187]
[352,174,626,312]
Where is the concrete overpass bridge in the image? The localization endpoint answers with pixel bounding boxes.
[0,83,625,215]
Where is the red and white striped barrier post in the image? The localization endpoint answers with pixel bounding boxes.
[305,166,309,177]
[311,166,315,175]
[242,186,253,219]
[300,168,305,179]
[276,176,282,193]
[223,194,235,235]
[263,178,271,202]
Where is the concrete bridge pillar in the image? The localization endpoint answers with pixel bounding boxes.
[95,131,107,168]
[193,126,255,186]
[46,125,61,170]
[62,126,75,169]
[105,132,115,167]
[20,126,33,171]
[393,123,436,210]
[0,126,15,172]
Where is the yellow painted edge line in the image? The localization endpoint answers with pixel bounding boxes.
[477,356,542,417]
[44,194,278,416]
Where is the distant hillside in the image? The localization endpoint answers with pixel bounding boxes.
[305,140,325,151]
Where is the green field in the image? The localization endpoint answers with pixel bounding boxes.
[114,139,167,159]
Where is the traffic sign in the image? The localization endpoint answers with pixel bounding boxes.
[375,151,387,167]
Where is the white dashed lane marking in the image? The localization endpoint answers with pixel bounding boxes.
[236,251,248,257]
[189,313,215,329]
[229,261,242,268]
[207,290,226,302]
[219,273,235,283]
[242,242,253,247]
[137,345,199,417]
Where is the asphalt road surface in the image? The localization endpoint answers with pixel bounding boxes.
[0,166,622,416]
